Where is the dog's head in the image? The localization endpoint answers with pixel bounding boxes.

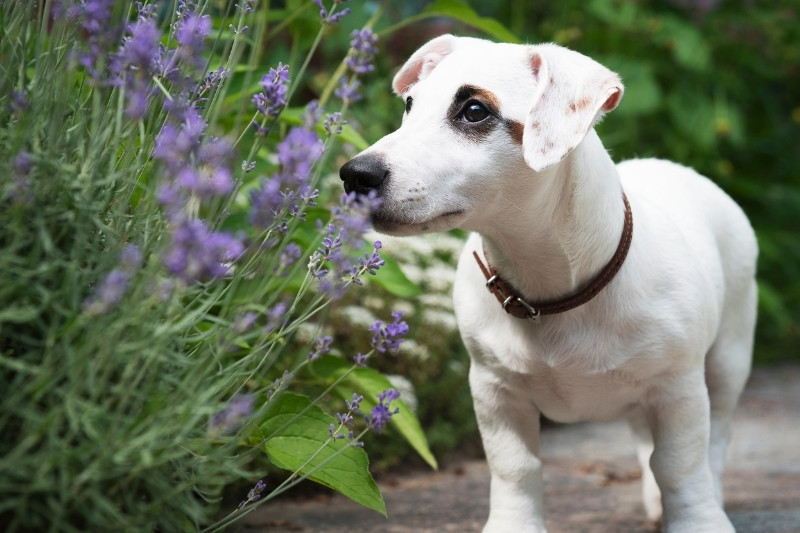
[339,34,623,236]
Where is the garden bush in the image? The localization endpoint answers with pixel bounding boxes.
[0,1,434,530]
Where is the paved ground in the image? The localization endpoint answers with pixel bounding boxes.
[242,366,800,533]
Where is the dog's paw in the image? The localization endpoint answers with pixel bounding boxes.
[643,485,663,523]
[482,518,548,533]
[662,509,735,533]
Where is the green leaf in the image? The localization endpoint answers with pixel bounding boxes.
[656,16,710,72]
[0,305,40,323]
[383,0,520,44]
[261,392,386,516]
[312,356,438,470]
[370,254,421,298]
[666,89,717,149]
[587,0,638,27]
[600,56,662,116]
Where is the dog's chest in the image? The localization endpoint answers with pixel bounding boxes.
[520,363,645,423]
[468,320,657,423]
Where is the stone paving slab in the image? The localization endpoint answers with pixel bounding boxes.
[241,366,800,533]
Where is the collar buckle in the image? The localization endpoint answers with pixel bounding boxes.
[503,296,540,320]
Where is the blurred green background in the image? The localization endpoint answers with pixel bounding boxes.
[271,0,800,466]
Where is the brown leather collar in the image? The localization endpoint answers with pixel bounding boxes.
[473,193,633,320]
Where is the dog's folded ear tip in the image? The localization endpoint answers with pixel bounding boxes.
[602,86,624,112]
[391,34,460,95]
[523,156,554,174]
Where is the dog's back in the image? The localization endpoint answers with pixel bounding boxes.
[618,157,758,303]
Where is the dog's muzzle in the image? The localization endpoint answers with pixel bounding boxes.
[339,155,389,196]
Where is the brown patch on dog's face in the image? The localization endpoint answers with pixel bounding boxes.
[446,85,502,142]
[505,119,524,145]
[447,85,525,146]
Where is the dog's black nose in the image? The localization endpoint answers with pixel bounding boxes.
[339,155,389,195]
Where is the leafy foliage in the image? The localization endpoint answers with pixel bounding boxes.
[0,1,430,530]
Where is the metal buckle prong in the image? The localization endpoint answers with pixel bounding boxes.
[485,274,499,288]
[502,296,540,321]
[516,297,541,321]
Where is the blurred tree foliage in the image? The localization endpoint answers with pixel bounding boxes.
[345,0,799,365]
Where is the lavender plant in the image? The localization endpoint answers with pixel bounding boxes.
[0,1,432,530]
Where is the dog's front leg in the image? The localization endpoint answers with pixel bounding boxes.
[646,368,735,533]
[470,364,547,533]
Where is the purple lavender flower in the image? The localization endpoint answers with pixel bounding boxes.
[174,14,212,70]
[12,150,33,176]
[70,0,114,34]
[265,301,289,333]
[360,241,385,273]
[135,1,159,21]
[153,108,206,174]
[353,353,368,367]
[365,389,400,434]
[324,112,346,135]
[9,150,34,204]
[346,28,379,75]
[278,243,302,273]
[328,423,345,439]
[236,1,255,14]
[278,127,324,181]
[153,103,233,206]
[313,0,351,24]
[347,246,384,287]
[368,311,409,353]
[164,219,244,283]
[308,192,383,296]
[9,90,28,118]
[195,137,235,196]
[91,270,131,308]
[194,67,229,100]
[210,393,255,435]
[237,479,266,509]
[308,336,333,361]
[333,191,383,251]
[249,179,284,229]
[329,392,362,440]
[233,311,258,334]
[252,63,290,119]
[308,223,341,280]
[334,76,361,104]
[109,16,162,118]
[346,393,363,413]
[65,0,116,78]
[119,244,143,270]
[117,17,162,75]
[83,245,143,315]
[249,126,323,230]
[302,100,323,129]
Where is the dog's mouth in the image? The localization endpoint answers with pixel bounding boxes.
[371,209,465,236]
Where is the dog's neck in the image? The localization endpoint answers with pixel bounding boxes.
[477,129,626,303]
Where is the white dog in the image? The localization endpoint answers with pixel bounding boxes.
[340,35,758,533]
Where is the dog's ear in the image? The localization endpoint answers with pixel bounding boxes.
[523,45,623,172]
[392,34,458,95]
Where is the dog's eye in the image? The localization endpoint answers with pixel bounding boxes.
[405,96,413,114]
[461,101,490,123]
